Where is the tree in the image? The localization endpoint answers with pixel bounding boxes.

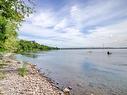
[0,0,33,52]
[0,0,33,21]
[16,40,57,53]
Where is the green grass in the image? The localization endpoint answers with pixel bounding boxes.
[0,60,6,79]
[18,63,28,77]
[0,72,5,80]
[0,60,7,69]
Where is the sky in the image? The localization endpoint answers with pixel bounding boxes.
[19,0,127,48]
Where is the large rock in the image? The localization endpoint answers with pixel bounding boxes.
[63,88,70,95]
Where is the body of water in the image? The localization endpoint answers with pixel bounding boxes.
[16,49,127,95]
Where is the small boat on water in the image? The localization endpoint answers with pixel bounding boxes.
[107,51,112,55]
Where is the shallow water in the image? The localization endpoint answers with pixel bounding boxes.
[16,49,127,95]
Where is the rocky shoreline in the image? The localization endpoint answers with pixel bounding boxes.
[0,54,64,95]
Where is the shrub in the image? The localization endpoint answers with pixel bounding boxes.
[0,72,5,79]
[0,60,7,69]
[18,63,28,77]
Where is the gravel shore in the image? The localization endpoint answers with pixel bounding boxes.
[0,56,64,95]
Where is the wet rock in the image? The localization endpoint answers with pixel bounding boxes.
[76,83,83,88]
[17,61,22,64]
[33,64,37,67]
[63,88,70,95]
[56,82,59,85]
[37,68,41,72]
[67,86,72,90]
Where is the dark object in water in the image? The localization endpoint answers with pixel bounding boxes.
[107,51,112,55]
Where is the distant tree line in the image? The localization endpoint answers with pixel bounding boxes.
[17,40,58,53]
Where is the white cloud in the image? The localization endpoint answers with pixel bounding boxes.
[26,10,57,28]
[19,0,127,47]
[84,20,127,47]
[70,0,127,28]
[54,19,68,30]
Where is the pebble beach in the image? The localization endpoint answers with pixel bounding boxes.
[0,55,64,95]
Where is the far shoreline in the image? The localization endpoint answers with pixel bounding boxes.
[59,47,127,50]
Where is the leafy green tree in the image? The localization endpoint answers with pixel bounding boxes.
[0,0,33,52]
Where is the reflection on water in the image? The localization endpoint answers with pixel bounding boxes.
[16,49,127,95]
[18,52,38,58]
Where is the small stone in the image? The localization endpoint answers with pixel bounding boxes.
[63,88,70,93]
[67,86,72,90]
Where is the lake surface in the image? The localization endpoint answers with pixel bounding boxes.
[16,49,127,95]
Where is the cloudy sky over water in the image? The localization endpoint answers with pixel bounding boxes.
[19,0,127,48]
